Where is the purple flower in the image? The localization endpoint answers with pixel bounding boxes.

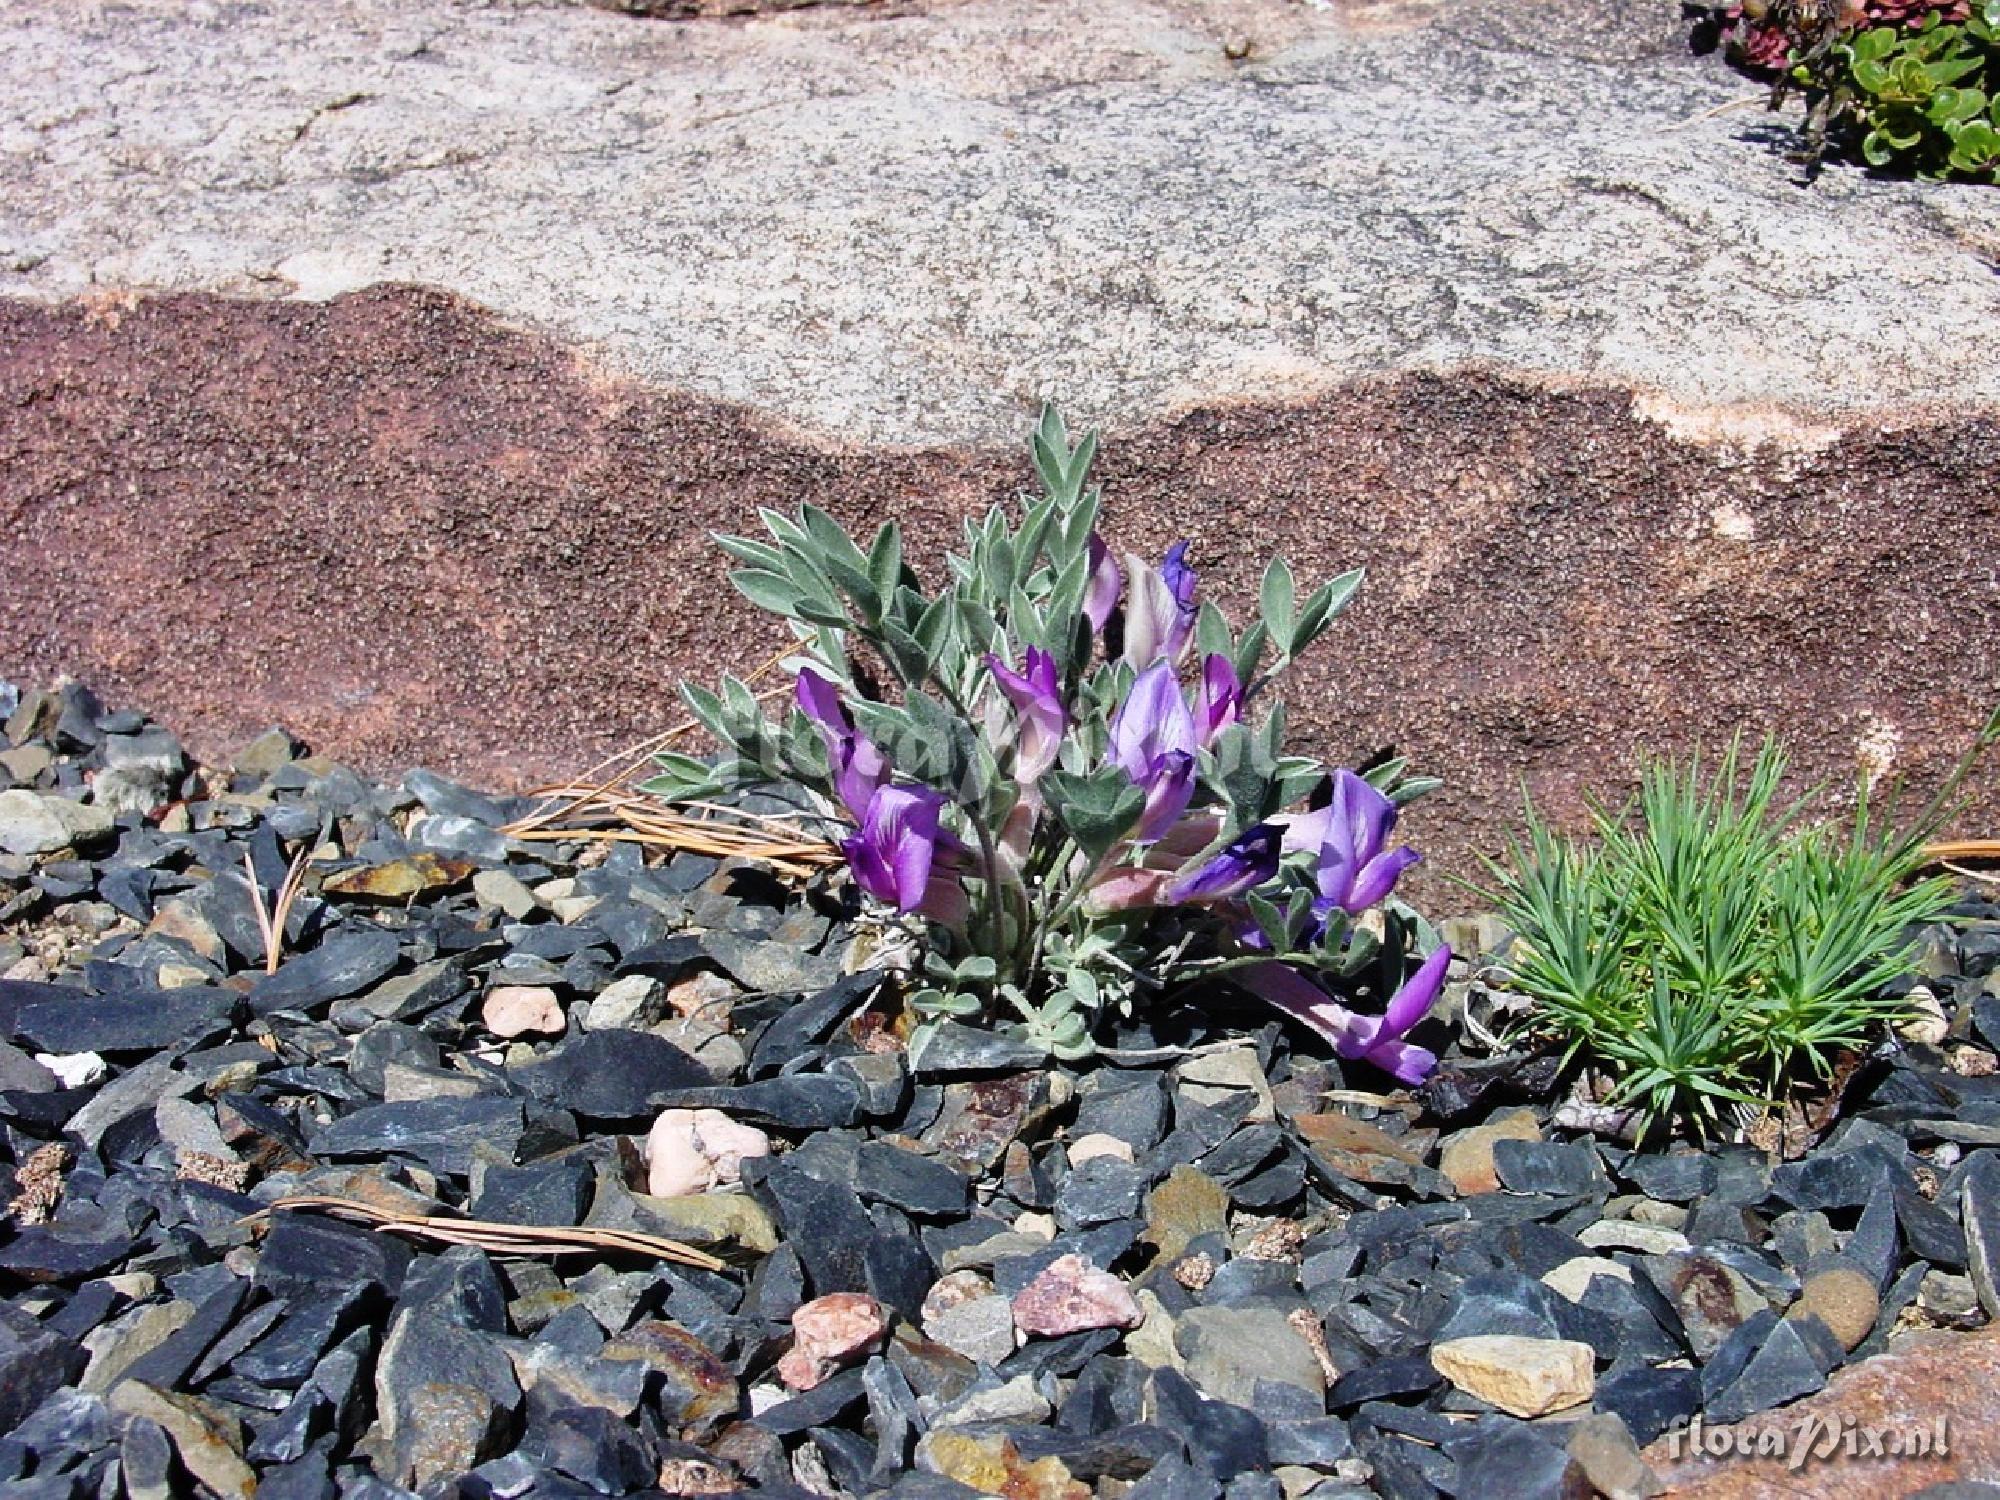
[1239,943,1452,1085]
[986,647,1065,782]
[1109,660,1200,841]
[1083,534,1122,637]
[1121,541,1198,667]
[1285,770,1420,917]
[796,669,889,820]
[1161,541,1198,658]
[1193,653,1242,746]
[1164,823,1281,904]
[842,784,947,913]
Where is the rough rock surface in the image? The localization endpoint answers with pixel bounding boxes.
[5,290,1997,890]
[4,0,1997,435]
[3,0,1999,888]
[1642,1328,2000,1497]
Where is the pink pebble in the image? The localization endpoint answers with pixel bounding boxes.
[1011,1253,1142,1337]
[777,1292,889,1390]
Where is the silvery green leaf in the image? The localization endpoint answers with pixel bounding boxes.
[1291,569,1363,655]
[679,681,729,743]
[880,622,932,686]
[1059,488,1101,559]
[1245,889,1292,952]
[1015,493,1060,573]
[868,522,905,602]
[956,955,998,982]
[1232,620,1270,689]
[1362,757,1408,792]
[1260,557,1296,652]
[714,533,789,573]
[1008,584,1046,651]
[1195,600,1235,661]
[801,503,872,577]
[729,568,803,617]
[1392,776,1444,806]
[757,505,811,551]
[818,548,882,624]
[1043,766,1145,863]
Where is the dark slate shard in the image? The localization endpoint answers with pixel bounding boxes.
[1575,1277,1685,1365]
[830,1053,910,1121]
[909,1020,1049,1076]
[862,1355,919,1486]
[1059,1355,1149,1436]
[744,1244,808,1327]
[472,1154,593,1227]
[1432,1271,1574,1345]
[856,1141,973,1217]
[120,1414,175,1499]
[758,1367,870,1436]
[0,1037,60,1095]
[1962,1150,2000,1319]
[1447,1418,1585,1500]
[1268,1416,1354,1467]
[1704,1312,1841,1423]
[1897,1181,1967,1268]
[5,1383,103,1459]
[1196,1123,1284,1187]
[254,1450,336,1500]
[0,979,88,1040]
[401,1244,508,1333]
[1200,1256,1302,1307]
[1000,1327,1122,1382]
[522,1402,659,1494]
[1846,1181,1902,1292]
[1151,1366,1266,1481]
[0,1221,140,1283]
[346,1023,442,1097]
[1128,1453,1217,1500]
[250,929,404,1015]
[215,1093,313,1172]
[748,972,881,1079]
[1770,1142,1907,1211]
[508,1029,712,1121]
[404,768,525,827]
[0,1302,84,1430]
[96,863,157,921]
[310,1096,524,1176]
[1491,1138,1611,1198]
[1231,1150,1307,1211]
[1072,1072,1169,1156]
[1595,1361,1701,1446]
[1056,1155,1145,1230]
[866,1205,940,1321]
[190,1297,287,1385]
[1329,1354,1442,1408]
[1011,1424,1181,1482]
[119,1275,249,1391]
[650,1075,862,1130]
[615,935,707,982]
[746,1157,874,1297]
[254,1212,411,1302]
[44,1280,119,1342]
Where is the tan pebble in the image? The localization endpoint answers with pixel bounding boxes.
[1437,1109,1541,1195]
[1431,1335,1595,1418]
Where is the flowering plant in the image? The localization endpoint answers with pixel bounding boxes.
[645,409,1451,1080]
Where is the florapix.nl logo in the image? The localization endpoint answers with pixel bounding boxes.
[1660,1412,1951,1474]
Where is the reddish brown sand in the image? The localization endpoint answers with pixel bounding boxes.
[4,287,1996,892]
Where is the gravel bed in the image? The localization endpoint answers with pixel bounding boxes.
[2,679,1999,1500]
